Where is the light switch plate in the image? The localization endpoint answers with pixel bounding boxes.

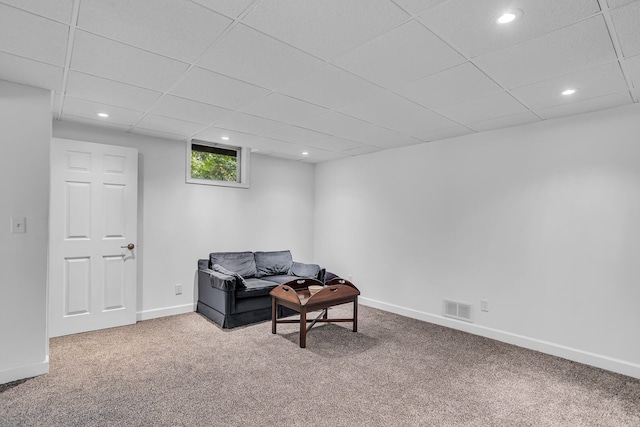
[11,217,26,233]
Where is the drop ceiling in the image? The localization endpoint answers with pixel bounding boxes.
[1,0,638,163]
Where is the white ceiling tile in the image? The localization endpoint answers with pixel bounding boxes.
[0,4,69,66]
[190,0,255,18]
[0,0,74,23]
[339,90,458,138]
[248,137,302,153]
[278,65,386,109]
[335,20,465,88]
[62,96,144,126]
[148,95,231,125]
[421,125,475,141]
[239,93,328,125]
[394,62,503,109]
[299,149,349,163]
[60,114,132,131]
[129,127,187,141]
[301,111,371,136]
[393,0,448,14]
[262,152,302,161]
[195,128,301,153]
[468,111,541,132]
[266,126,332,145]
[610,1,640,57]
[341,145,384,156]
[243,0,409,60]
[77,0,233,62]
[66,71,162,111]
[536,91,633,119]
[70,31,189,91]
[199,24,323,90]
[0,52,63,91]
[194,127,266,146]
[3,0,636,164]
[607,0,639,9]
[170,67,270,109]
[434,91,530,124]
[624,54,640,87]
[474,16,617,88]
[134,114,207,137]
[266,142,344,162]
[421,0,601,58]
[301,111,422,148]
[511,62,629,110]
[212,112,285,135]
[308,136,364,152]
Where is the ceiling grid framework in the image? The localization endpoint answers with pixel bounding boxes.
[0,0,638,163]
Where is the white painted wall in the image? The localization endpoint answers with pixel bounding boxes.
[0,81,50,383]
[52,121,316,320]
[314,103,640,378]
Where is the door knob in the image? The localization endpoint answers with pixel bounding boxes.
[121,243,135,250]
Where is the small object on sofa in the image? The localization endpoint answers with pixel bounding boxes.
[197,250,325,329]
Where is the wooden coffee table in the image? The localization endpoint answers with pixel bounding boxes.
[270,278,360,348]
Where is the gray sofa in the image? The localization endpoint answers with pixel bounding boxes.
[197,250,325,328]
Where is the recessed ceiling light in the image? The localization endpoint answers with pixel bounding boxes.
[496,9,522,24]
[221,136,230,140]
[97,112,109,118]
[301,151,309,156]
[561,89,577,96]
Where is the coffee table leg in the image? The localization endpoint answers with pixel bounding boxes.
[300,306,307,348]
[353,297,358,332]
[271,298,277,334]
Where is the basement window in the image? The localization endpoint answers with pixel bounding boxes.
[186,140,250,188]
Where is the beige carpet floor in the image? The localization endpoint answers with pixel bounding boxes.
[1,305,639,426]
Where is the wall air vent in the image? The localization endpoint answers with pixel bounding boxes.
[443,299,474,322]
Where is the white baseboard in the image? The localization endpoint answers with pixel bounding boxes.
[360,297,640,380]
[0,357,49,385]
[136,303,195,321]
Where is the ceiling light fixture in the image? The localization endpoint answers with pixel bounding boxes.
[561,88,577,96]
[97,112,109,118]
[302,151,309,156]
[496,9,522,24]
[221,136,230,140]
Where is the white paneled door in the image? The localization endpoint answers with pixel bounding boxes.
[49,138,138,337]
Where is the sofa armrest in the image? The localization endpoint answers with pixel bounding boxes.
[199,268,237,291]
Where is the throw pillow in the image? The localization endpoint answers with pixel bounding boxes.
[213,264,247,286]
[288,261,320,279]
[209,251,257,278]
[254,250,293,277]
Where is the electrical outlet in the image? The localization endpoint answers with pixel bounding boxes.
[481,299,489,312]
[175,284,182,295]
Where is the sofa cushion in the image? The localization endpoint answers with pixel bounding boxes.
[212,264,247,286]
[235,278,279,299]
[288,262,321,279]
[209,252,257,278]
[260,274,300,285]
[254,250,293,278]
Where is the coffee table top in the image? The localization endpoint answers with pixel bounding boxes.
[269,278,360,309]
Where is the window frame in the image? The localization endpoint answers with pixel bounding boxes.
[186,139,250,188]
